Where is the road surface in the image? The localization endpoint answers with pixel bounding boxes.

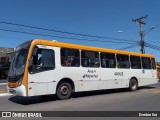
[0,83,160,120]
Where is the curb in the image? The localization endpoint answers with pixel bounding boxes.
[0,83,7,85]
[0,93,12,96]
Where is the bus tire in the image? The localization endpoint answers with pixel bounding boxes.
[129,78,138,91]
[56,82,72,100]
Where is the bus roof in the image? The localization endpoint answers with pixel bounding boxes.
[31,39,155,58]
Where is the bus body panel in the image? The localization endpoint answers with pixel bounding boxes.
[28,46,58,96]
[101,68,115,89]
[78,67,101,91]
[129,69,157,86]
[139,69,157,86]
[8,84,26,96]
[114,69,131,88]
[100,68,130,89]
[27,46,81,96]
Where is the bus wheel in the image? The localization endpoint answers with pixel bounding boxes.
[56,82,72,100]
[129,78,138,91]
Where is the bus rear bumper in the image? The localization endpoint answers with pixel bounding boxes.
[8,84,27,96]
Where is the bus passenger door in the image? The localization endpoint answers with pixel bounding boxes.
[28,45,56,96]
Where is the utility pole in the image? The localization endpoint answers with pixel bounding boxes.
[132,15,148,54]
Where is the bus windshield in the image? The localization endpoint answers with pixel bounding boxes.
[8,41,31,78]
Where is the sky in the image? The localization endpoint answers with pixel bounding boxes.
[0,0,160,61]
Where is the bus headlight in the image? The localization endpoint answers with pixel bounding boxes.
[18,81,22,86]
[18,77,23,86]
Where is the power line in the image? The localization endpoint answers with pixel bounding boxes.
[0,21,137,42]
[145,42,160,51]
[1,20,159,52]
[118,43,139,50]
[0,28,137,44]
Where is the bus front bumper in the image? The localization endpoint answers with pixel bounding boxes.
[8,84,27,96]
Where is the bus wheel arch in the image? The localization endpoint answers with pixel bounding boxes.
[56,78,75,100]
[129,77,138,91]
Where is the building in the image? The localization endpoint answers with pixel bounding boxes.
[0,47,14,79]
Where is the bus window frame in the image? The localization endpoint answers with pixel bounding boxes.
[151,58,156,70]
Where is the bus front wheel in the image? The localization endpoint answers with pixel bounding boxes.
[56,82,72,100]
[129,78,138,91]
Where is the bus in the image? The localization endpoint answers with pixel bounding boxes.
[7,39,158,100]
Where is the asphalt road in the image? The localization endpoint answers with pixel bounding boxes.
[0,83,160,120]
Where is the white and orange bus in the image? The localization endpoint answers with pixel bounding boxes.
[7,39,158,99]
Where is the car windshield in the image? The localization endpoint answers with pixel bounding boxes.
[8,41,31,77]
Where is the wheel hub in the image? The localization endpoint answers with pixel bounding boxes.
[60,86,68,95]
[131,82,136,89]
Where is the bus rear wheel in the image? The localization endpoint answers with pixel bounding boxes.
[56,82,72,100]
[129,78,138,91]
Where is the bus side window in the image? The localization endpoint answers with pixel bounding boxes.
[29,48,55,74]
[61,48,80,67]
[100,52,116,68]
[142,57,151,69]
[116,54,130,69]
[130,56,141,69]
[41,49,55,67]
[81,50,100,68]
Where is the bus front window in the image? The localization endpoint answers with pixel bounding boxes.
[8,41,31,82]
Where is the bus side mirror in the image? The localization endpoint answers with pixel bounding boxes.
[32,46,38,56]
